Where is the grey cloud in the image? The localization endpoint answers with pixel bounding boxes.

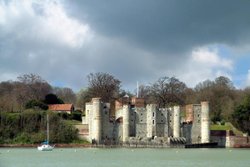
[0,0,249,91]
[68,0,250,54]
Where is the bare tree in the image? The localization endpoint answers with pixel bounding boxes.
[150,76,187,107]
[76,88,92,112]
[134,84,155,104]
[17,73,52,101]
[0,81,16,112]
[53,87,76,104]
[17,73,44,84]
[87,72,121,102]
[14,74,52,111]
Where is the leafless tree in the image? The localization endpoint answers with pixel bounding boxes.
[76,88,92,112]
[53,87,76,104]
[17,73,52,101]
[150,76,187,107]
[87,72,121,102]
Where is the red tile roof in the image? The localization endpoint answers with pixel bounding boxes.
[48,104,74,111]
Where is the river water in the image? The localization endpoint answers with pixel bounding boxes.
[0,148,249,167]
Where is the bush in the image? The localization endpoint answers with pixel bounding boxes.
[220,120,225,125]
[50,120,78,143]
[25,100,48,110]
[70,110,82,121]
[0,110,79,144]
[13,133,31,144]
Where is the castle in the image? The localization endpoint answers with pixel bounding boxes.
[81,96,210,146]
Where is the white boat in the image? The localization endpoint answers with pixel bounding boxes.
[37,143,54,151]
[37,114,54,151]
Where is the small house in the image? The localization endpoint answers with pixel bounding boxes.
[48,104,74,114]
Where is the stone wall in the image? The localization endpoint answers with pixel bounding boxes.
[210,130,250,148]
[82,97,209,146]
[102,104,113,140]
[74,124,89,140]
[156,108,170,137]
[227,136,250,148]
[185,104,194,122]
[191,105,201,143]
[182,104,203,144]
[129,109,136,136]
[182,123,192,144]
[135,108,147,137]
[131,97,145,107]
[210,130,227,147]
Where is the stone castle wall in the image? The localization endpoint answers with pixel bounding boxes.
[81,97,210,145]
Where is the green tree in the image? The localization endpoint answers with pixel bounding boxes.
[194,76,236,122]
[232,95,250,134]
[25,100,48,110]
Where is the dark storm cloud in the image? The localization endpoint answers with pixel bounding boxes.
[69,0,250,54]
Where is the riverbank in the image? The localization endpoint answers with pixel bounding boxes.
[0,143,184,148]
[0,143,92,148]
[1,143,250,148]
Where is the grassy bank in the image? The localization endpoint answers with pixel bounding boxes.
[210,122,243,136]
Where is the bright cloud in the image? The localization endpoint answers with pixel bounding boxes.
[175,46,233,87]
[192,47,233,70]
[0,0,91,48]
[38,1,91,48]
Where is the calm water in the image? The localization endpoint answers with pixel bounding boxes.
[0,148,249,167]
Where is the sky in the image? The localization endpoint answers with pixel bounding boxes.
[0,0,250,92]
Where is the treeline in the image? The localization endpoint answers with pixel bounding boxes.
[0,73,250,134]
[0,110,78,144]
[0,74,76,112]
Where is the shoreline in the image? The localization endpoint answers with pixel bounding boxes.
[0,144,92,148]
[1,143,250,149]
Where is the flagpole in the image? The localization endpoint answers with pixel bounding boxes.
[137,81,139,98]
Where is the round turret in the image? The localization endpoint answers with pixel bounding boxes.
[92,98,102,144]
[173,106,180,138]
[201,101,210,143]
[122,105,130,142]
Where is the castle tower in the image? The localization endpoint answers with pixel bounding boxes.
[92,98,102,144]
[122,105,130,142]
[201,101,210,143]
[173,106,180,138]
[146,104,157,138]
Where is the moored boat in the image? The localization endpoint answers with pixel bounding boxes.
[37,114,54,151]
